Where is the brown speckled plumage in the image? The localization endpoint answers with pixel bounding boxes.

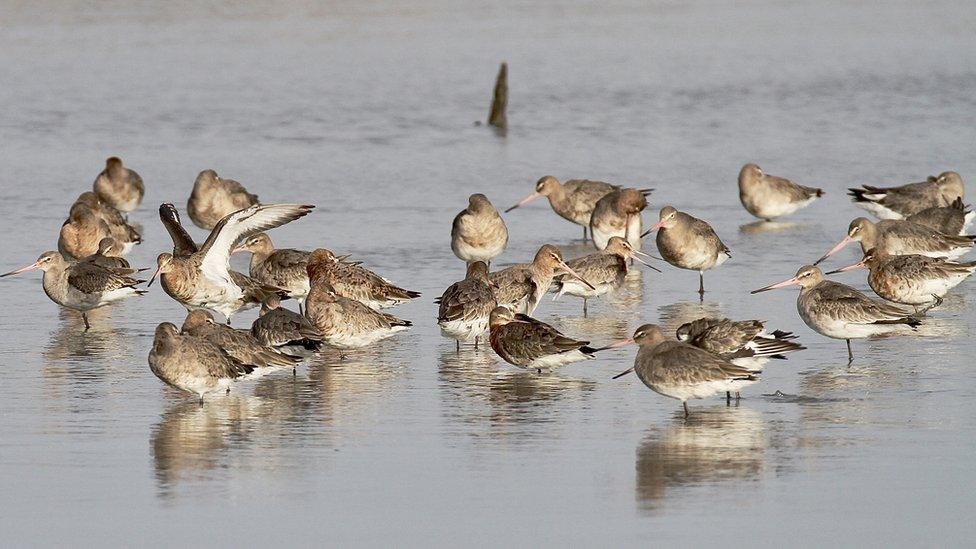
[181,310,299,370]
[305,248,419,310]
[251,296,324,351]
[305,252,412,348]
[488,306,595,371]
[436,262,497,344]
[906,197,972,235]
[489,244,588,315]
[589,188,647,250]
[238,233,311,300]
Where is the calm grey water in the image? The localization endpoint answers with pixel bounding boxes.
[2,1,976,546]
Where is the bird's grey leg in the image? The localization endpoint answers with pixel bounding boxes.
[735,392,741,402]
[226,387,230,395]
[583,298,588,317]
[698,272,705,299]
[299,303,304,315]
[922,294,943,313]
[82,312,90,331]
[583,226,588,241]
[683,401,690,418]
[474,336,479,349]
[198,395,204,406]
[726,391,731,405]
[846,339,854,365]
[456,340,460,353]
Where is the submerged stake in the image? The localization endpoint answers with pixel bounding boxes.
[488,62,508,129]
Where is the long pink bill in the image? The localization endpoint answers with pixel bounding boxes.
[825,260,866,275]
[147,265,162,287]
[558,261,597,291]
[632,250,664,272]
[0,261,40,278]
[504,192,541,213]
[592,338,636,353]
[814,235,853,265]
[612,366,636,380]
[751,276,800,294]
[639,220,664,239]
[631,255,661,272]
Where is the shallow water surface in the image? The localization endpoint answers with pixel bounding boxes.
[2,1,976,546]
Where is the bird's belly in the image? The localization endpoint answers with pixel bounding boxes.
[324,325,406,348]
[854,201,905,220]
[649,380,733,401]
[559,278,613,298]
[527,350,591,372]
[439,318,489,341]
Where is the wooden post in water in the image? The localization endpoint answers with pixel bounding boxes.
[487,62,508,129]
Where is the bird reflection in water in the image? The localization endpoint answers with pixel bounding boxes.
[604,268,645,313]
[656,300,725,334]
[43,307,125,362]
[635,407,765,514]
[42,308,128,400]
[151,395,272,501]
[437,348,596,436]
[739,220,802,235]
[303,346,406,426]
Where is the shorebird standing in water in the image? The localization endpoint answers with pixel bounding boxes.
[906,197,974,236]
[675,317,805,401]
[609,324,758,418]
[157,203,290,321]
[825,248,976,313]
[92,156,144,214]
[643,206,730,298]
[489,244,594,315]
[488,306,601,373]
[149,203,313,324]
[848,171,965,220]
[436,261,497,351]
[505,176,628,240]
[752,265,920,363]
[1,251,146,329]
[149,322,254,403]
[451,194,508,267]
[589,188,649,250]
[187,169,260,229]
[304,250,412,349]
[553,236,658,316]
[737,163,823,221]
[814,217,975,265]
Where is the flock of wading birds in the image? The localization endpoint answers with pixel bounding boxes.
[3,158,974,416]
